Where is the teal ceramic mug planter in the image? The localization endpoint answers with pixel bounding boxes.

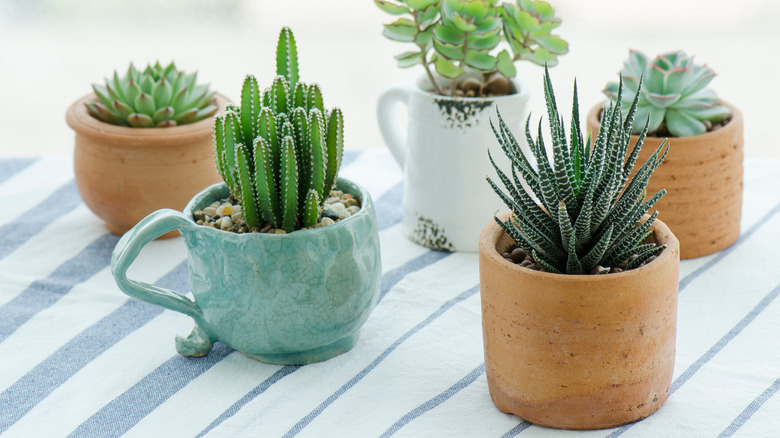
[110,177,382,365]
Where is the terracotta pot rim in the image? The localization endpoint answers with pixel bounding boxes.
[181,177,373,241]
[412,73,530,102]
[586,99,742,142]
[479,212,680,282]
[66,92,230,141]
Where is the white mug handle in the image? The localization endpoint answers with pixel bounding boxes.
[377,83,411,168]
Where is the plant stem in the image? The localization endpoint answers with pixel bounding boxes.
[422,54,444,95]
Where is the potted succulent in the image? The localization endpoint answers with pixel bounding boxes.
[479,68,680,429]
[110,28,382,365]
[586,50,742,259]
[66,61,229,236]
[375,0,568,252]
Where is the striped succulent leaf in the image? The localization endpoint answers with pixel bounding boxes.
[487,66,668,274]
[211,27,345,232]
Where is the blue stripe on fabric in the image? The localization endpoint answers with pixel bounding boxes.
[0,180,82,264]
[502,421,532,437]
[195,365,302,438]
[380,363,485,437]
[70,343,234,438]
[340,149,362,170]
[0,233,119,343]
[376,182,403,231]
[679,198,780,292]
[606,281,780,438]
[282,284,481,438]
[379,250,451,303]
[0,158,37,183]
[0,261,189,434]
[719,377,780,438]
[188,250,451,435]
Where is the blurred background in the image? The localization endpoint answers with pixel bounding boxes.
[0,0,776,158]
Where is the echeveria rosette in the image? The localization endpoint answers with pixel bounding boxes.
[87,62,217,128]
[604,50,731,137]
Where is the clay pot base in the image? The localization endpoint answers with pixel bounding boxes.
[487,380,668,430]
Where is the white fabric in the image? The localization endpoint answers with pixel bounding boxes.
[0,151,778,438]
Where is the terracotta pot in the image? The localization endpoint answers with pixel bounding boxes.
[586,101,743,259]
[66,93,229,237]
[479,212,680,430]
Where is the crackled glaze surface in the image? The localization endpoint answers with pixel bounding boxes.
[111,178,382,365]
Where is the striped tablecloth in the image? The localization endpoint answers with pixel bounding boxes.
[1,150,779,437]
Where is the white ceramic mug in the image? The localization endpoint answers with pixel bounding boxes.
[377,74,530,252]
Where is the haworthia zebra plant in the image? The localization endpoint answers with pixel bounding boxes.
[487,67,669,274]
[212,27,344,233]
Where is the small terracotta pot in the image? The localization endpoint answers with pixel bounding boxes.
[586,101,743,259]
[66,93,229,237]
[479,213,680,430]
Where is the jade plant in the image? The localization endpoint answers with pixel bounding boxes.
[487,67,668,274]
[604,50,731,137]
[87,62,217,127]
[376,0,568,96]
[212,27,344,233]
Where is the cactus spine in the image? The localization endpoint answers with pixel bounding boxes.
[212,27,345,232]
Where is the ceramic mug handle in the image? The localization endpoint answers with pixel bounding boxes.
[377,83,410,168]
[111,209,202,320]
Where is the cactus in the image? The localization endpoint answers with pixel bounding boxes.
[604,50,732,137]
[212,27,344,233]
[87,62,217,127]
[376,0,567,95]
[487,67,668,274]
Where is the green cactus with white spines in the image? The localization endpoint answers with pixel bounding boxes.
[212,27,344,233]
[88,61,217,127]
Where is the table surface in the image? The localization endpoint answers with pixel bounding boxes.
[1,150,779,438]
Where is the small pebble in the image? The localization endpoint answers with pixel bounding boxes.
[344,198,359,208]
[510,248,526,263]
[273,229,287,234]
[329,202,346,213]
[193,211,206,221]
[260,224,272,233]
[216,204,234,217]
[520,260,533,268]
[209,201,220,208]
[612,267,623,273]
[231,212,243,223]
[342,194,354,200]
[321,209,340,221]
[338,210,351,220]
[346,206,360,215]
[218,216,233,230]
[527,263,541,271]
[203,206,217,217]
[501,252,511,259]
